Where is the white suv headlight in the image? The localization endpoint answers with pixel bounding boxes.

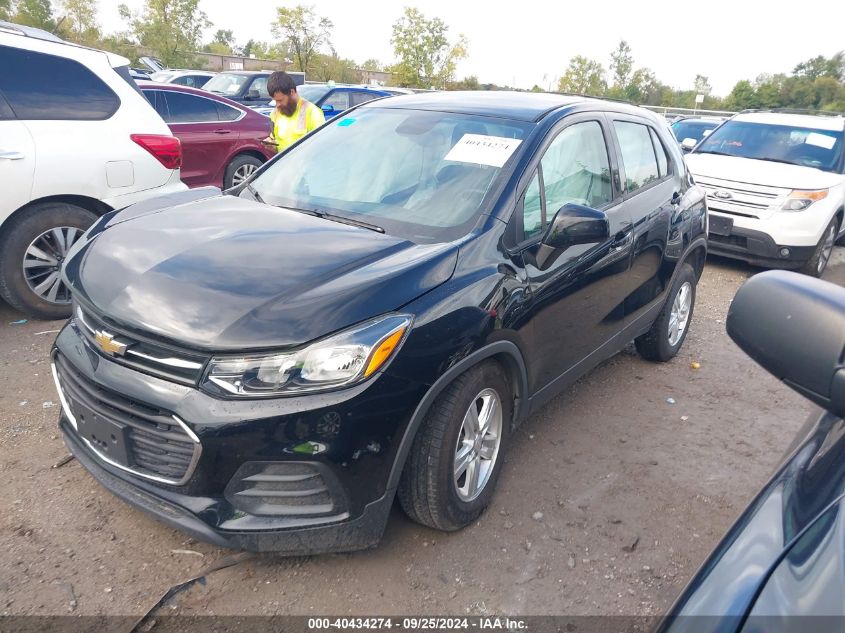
[203,314,412,397]
[781,189,828,211]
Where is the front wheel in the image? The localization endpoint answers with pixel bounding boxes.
[224,154,264,190]
[800,216,839,278]
[635,263,697,362]
[398,361,512,531]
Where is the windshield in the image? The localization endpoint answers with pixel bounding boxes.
[672,120,719,143]
[248,108,532,243]
[297,84,331,103]
[696,120,844,173]
[203,73,249,96]
[150,71,174,83]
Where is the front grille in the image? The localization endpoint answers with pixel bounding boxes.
[225,462,344,517]
[697,177,787,220]
[54,353,201,485]
[74,304,207,386]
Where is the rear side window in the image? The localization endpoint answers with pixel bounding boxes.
[0,45,119,120]
[350,91,380,107]
[323,90,350,110]
[162,91,219,123]
[649,128,670,177]
[614,121,660,192]
[216,102,242,122]
[142,90,168,120]
[249,77,269,99]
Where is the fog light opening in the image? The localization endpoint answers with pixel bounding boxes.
[779,248,791,258]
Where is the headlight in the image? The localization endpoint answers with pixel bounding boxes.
[203,314,412,397]
[781,189,828,211]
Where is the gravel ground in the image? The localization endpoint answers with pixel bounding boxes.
[2,250,844,618]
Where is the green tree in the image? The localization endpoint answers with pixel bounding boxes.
[273,5,333,73]
[11,0,55,30]
[557,55,606,95]
[120,0,210,68]
[626,68,662,104]
[360,58,383,72]
[204,28,237,55]
[693,74,711,97]
[58,0,99,45]
[390,7,468,89]
[242,39,270,58]
[309,52,359,83]
[725,80,758,110]
[609,40,633,90]
[0,0,12,20]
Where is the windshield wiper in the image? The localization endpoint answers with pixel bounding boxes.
[696,150,737,157]
[753,157,801,167]
[243,183,266,204]
[287,207,385,233]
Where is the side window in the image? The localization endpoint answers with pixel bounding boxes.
[522,171,543,240]
[162,91,219,123]
[142,90,168,120]
[614,121,660,192]
[649,128,670,177]
[349,91,379,107]
[323,90,350,111]
[0,44,119,120]
[541,121,613,215]
[216,102,242,122]
[250,77,269,99]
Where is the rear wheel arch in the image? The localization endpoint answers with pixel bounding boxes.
[1,194,111,235]
[385,340,529,492]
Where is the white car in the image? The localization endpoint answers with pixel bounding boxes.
[148,69,217,89]
[685,111,844,277]
[0,21,187,318]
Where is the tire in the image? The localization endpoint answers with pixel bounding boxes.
[800,216,839,278]
[635,263,697,362]
[223,154,264,190]
[398,361,513,531]
[0,202,96,320]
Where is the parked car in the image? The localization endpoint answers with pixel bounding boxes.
[201,71,272,106]
[139,82,273,189]
[52,91,707,553]
[685,111,845,277]
[671,116,724,149]
[148,69,217,89]
[0,21,186,319]
[658,270,845,633]
[252,83,393,118]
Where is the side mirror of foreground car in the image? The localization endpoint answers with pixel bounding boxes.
[542,203,610,251]
[727,270,845,417]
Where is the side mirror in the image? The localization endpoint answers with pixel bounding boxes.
[681,138,697,152]
[542,203,610,250]
[321,104,336,116]
[727,271,845,418]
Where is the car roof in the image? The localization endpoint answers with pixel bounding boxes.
[0,19,63,42]
[362,90,649,123]
[217,70,271,76]
[137,80,248,109]
[673,117,723,124]
[733,111,845,132]
[156,69,216,76]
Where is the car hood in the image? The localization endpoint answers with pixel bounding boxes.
[68,195,458,351]
[686,153,843,190]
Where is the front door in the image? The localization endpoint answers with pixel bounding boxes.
[512,116,634,393]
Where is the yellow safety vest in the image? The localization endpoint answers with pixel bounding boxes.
[270,99,325,152]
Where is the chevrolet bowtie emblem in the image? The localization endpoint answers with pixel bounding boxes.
[94,330,128,357]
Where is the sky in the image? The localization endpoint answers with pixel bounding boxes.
[99,0,845,96]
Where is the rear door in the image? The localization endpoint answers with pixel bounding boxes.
[511,114,634,393]
[608,116,680,322]
[160,90,235,188]
[0,92,35,220]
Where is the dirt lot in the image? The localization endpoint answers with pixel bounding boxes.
[2,251,845,619]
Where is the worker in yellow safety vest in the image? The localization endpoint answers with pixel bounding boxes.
[261,71,325,153]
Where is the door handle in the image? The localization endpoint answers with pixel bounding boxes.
[213,129,231,135]
[0,151,24,160]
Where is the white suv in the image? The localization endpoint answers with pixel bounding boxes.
[0,22,187,318]
[685,111,844,277]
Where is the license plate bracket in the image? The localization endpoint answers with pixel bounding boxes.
[74,401,132,466]
[709,215,734,237]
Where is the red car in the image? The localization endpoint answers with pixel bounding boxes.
[139,81,274,189]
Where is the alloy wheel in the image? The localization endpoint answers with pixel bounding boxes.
[22,226,81,305]
[667,281,692,347]
[232,163,258,187]
[817,223,837,275]
[453,388,503,502]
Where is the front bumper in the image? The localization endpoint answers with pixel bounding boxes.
[708,219,815,269]
[52,320,427,553]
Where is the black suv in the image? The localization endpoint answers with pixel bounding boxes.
[53,92,707,553]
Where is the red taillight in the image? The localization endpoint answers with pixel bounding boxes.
[130,134,182,170]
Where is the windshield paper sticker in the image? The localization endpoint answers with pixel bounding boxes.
[337,118,355,127]
[444,134,523,168]
[805,132,836,150]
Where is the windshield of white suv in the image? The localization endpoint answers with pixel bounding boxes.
[247,108,532,243]
[696,120,844,173]
[203,73,249,96]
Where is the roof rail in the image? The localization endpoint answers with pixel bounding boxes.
[739,107,845,117]
[0,19,64,42]
[551,90,635,106]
